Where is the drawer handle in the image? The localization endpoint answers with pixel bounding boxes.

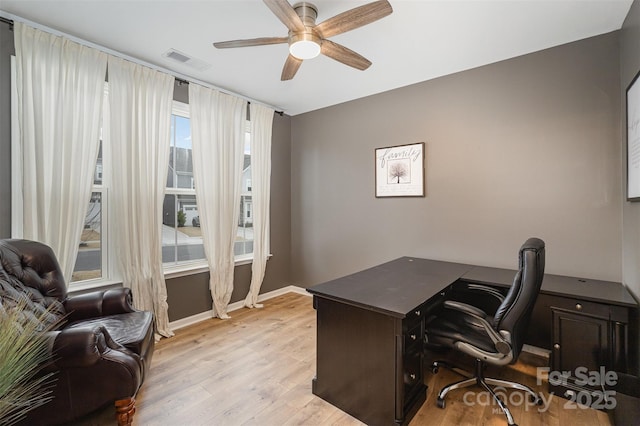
[410,334,417,340]
[410,374,416,380]
[575,303,583,310]
[414,310,421,316]
[554,343,560,350]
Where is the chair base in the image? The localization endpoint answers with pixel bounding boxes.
[431,358,541,426]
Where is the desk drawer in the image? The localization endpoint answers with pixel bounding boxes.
[551,298,608,318]
[403,350,423,405]
[404,322,423,354]
[404,305,425,328]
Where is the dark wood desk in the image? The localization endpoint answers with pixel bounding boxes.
[307,257,638,425]
[307,257,473,426]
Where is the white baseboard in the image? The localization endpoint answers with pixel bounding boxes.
[169,285,310,331]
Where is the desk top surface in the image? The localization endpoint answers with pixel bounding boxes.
[307,257,638,318]
[306,257,474,318]
[462,266,638,307]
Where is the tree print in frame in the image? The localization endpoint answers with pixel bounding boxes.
[375,142,425,197]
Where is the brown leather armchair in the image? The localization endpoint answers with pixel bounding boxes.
[0,239,155,426]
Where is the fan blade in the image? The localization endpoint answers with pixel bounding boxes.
[264,0,305,33]
[281,54,303,80]
[214,37,288,49]
[321,40,371,71]
[315,0,393,39]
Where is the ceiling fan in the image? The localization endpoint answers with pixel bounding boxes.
[213,0,393,81]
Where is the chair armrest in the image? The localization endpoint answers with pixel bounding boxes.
[443,300,511,354]
[44,325,121,369]
[43,326,142,384]
[443,300,488,319]
[463,284,506,303]
[450,282,505,314]
[64,288,135,321]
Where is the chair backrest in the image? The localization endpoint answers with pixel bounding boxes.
[0,239,67,327]
[492,237,545,360]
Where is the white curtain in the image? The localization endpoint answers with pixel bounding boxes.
[107,56,175,338]
[244,104,274,308]
[14,22,107,282]
[189,83,247,319]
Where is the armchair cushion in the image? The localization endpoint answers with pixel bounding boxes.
[66,310,154,364]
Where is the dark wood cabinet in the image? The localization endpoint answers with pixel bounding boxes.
[307,258,637,423]
[548,296,630,403]
[311,296,428,426]
[461,267,637,409]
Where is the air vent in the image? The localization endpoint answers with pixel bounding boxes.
[166,50,190,63]
[162,49,211,71]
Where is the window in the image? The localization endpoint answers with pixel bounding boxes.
[71,86,110,284]
[71,142,107,283]
[162,102,205,266]
[237,130,253,257]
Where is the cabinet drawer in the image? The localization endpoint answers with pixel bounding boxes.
[403,351,423,404]
[404,305,425,328]
[404,322,423,354]
[550,298,610,319]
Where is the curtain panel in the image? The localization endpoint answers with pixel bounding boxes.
[244,103,274,308]
[107,56,175,338]
[14,22,107,282]
[189,83,247,319]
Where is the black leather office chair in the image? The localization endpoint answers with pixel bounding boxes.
[425,237,545,426]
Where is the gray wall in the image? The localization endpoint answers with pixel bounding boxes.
[620,0,640,374]
[0,22,14,238]
[291,32,622,287]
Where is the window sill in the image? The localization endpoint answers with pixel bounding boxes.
[69,278,123,293]
[162,254,258,280]
[69,254,268,291]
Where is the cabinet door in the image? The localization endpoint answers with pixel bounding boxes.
[551,308,609,386]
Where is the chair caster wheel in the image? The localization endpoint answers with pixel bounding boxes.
[436,398,445,409]
[431,362,439,374]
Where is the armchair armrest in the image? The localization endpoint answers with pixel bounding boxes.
[43,326,117,369]
[43,325,142,384]
[64,288,135,321]
[443,300,511,355]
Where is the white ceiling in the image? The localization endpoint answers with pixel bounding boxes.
[0,0,633,115]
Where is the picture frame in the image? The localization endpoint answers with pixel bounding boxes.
[375,142,425,198]
[627,69,640,201]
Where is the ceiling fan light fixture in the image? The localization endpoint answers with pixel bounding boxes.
[289,32,321,60]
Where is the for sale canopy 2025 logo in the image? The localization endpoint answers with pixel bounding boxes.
[462,366,618,413]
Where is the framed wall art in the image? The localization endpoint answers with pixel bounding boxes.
[375,142,425,198]
[627,69,640,201]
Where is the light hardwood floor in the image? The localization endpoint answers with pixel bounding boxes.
[73,292,612,426]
